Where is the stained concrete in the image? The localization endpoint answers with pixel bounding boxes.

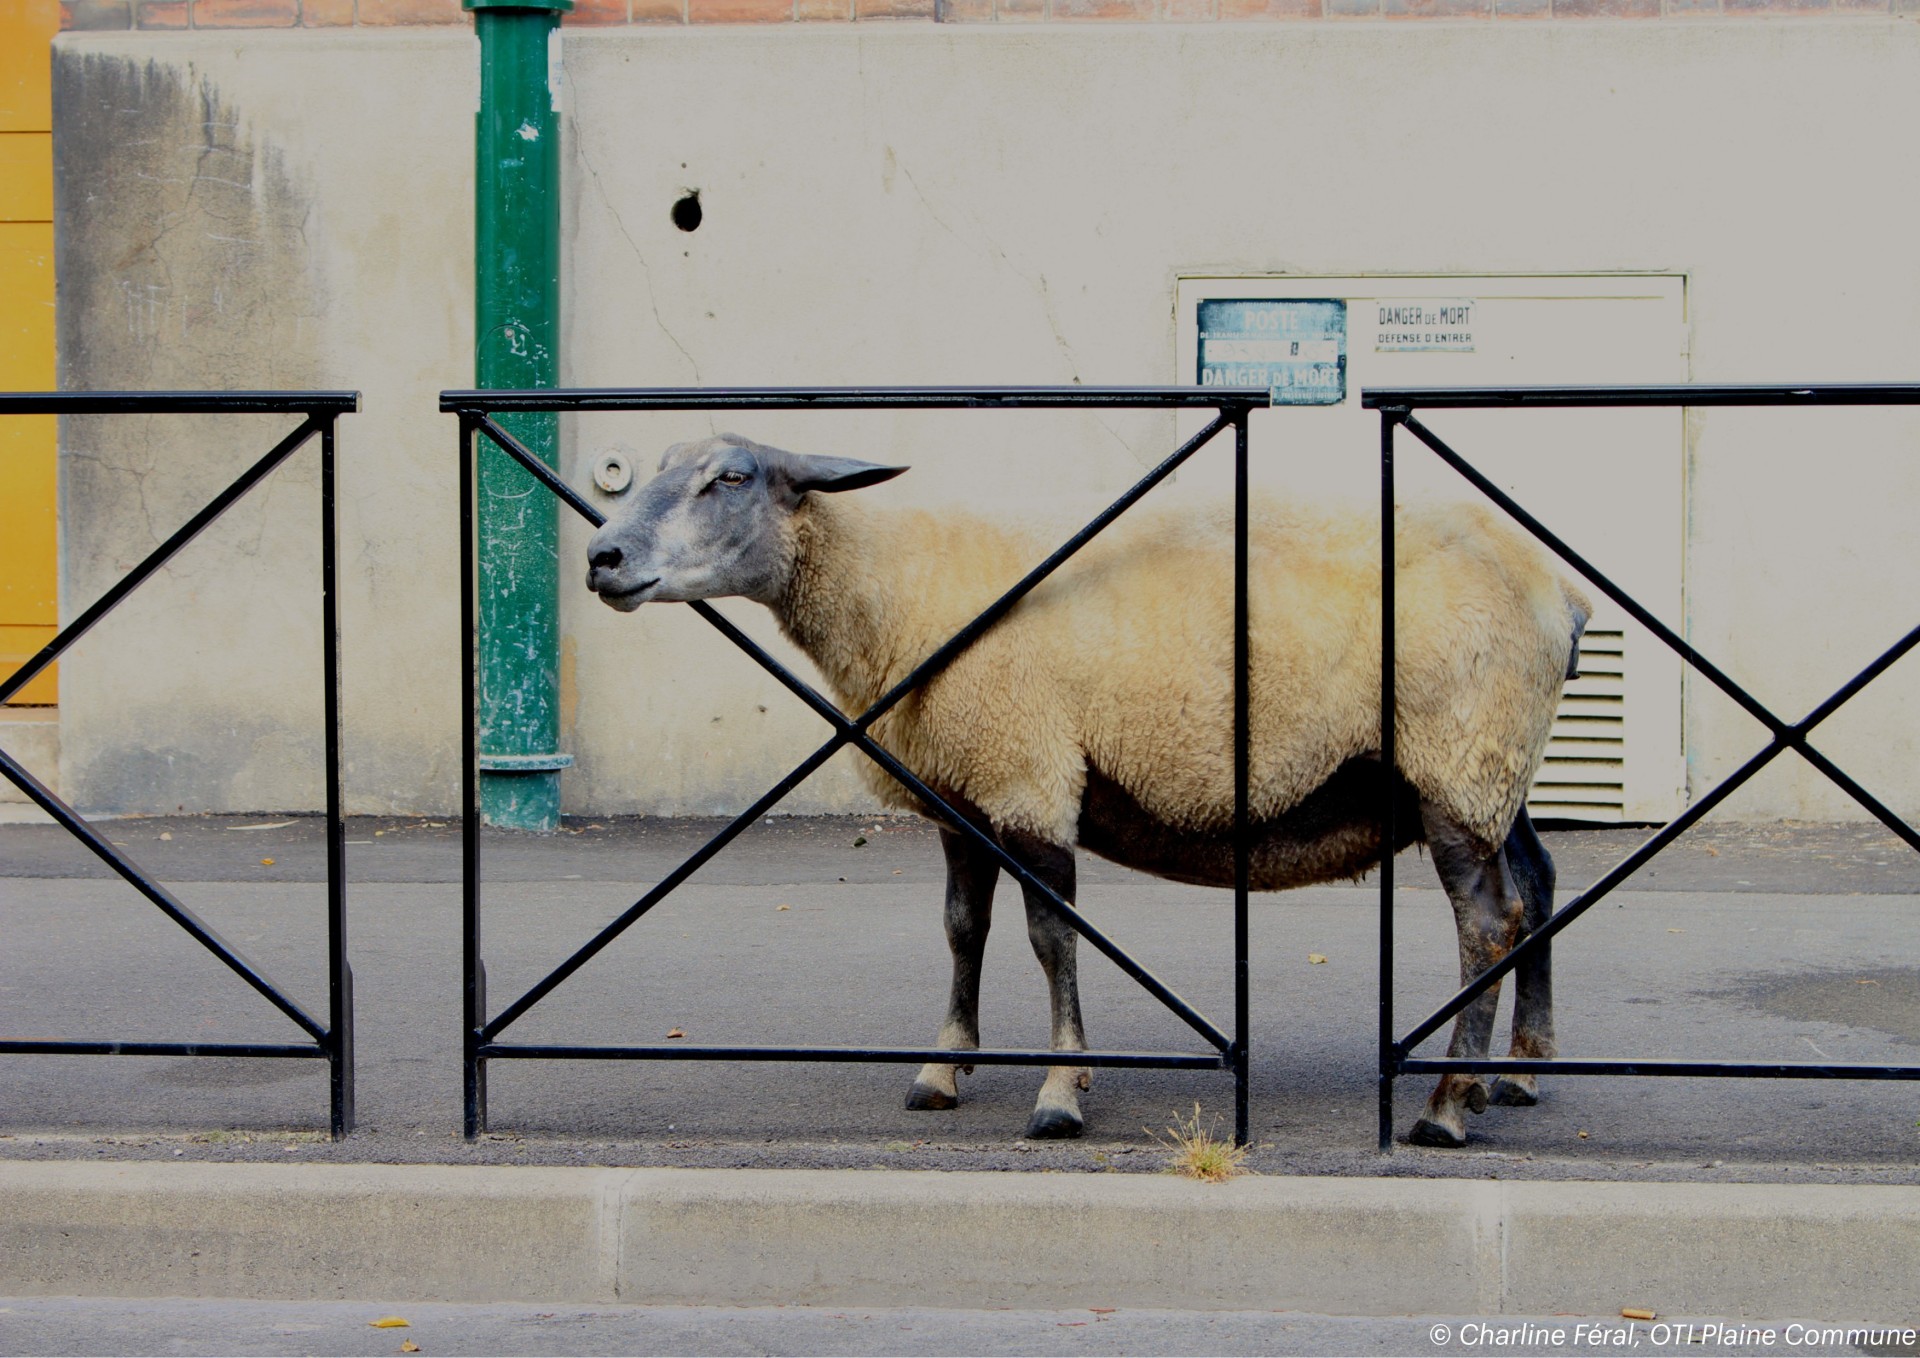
[5,1161,1920,1323]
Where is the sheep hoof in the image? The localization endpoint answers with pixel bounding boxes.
[1490,1075,1538,1107]
[1024,1107,1084,1140]
[905,1081,959,1111]
[1408,1115,1468,1149]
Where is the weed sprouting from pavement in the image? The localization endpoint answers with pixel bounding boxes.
[1149,1102,1251,1182]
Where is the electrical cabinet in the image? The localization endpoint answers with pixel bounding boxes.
[1176,275,1688,823]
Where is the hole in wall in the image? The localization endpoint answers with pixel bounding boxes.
[671,191,702,233]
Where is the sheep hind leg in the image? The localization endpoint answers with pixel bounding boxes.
[1409,802,1527,1149]
[1491,808,1556,1108]
[907,827,1001,1112]
[1002,830,1089,1140]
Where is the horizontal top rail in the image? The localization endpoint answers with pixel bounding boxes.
[441,385,1272,414]
[1363,383,1920,410]
[0,391,360,415]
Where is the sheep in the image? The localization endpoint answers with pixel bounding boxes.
[584,433,1591,1147]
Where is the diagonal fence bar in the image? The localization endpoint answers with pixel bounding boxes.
[1399,413,1786,739]
[1388,412,1920,1056]
[1794,741,1920,855]
[449,387,1266,1139]
[463,402,1241,736]
[467,407,1240,1052]
[1394,737,1783,1058]
[0,391,358,1138]
[477,731,852,1043]
[467,408,1243,1054]
[0,415,323,706]
[668,590,1238,1052]
[0,747,326,1041]
[845,412,1239,731]
[1389,569,1920,1057]
[1366,383,1920,1150]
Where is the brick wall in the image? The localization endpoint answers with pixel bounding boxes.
[58,0,1920,27]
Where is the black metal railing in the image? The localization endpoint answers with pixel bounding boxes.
[0,391,359,1138]
[1366,383,1920,1151]
[442,386,1269,1143]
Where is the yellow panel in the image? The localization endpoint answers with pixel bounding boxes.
[0,222,55,387]
[0,405,56,706]
[0,0,59,134]
[0,0,56,706]
[0,133,54,222]
[1,625,58,707]
[0,414,57,622]
[0,415,57,693]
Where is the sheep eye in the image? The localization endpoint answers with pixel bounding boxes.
[715,470,749,487]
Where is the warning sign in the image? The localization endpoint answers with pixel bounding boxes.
[1197,299,1347,406]
[1374,299,1476,353]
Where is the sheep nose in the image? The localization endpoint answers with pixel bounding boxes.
[589,545,623,570]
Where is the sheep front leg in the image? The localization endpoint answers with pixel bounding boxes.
[1001,829,1090,1140]
[907,827,1001,1112]
[1410,803,1527,1149]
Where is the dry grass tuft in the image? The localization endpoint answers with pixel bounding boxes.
[1149,1102,1252,1182]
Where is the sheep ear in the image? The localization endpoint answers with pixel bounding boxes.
[785,455,909,495]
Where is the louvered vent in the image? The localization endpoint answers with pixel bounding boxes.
[1527,629,1627,822]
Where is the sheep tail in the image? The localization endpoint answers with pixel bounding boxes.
[1562,582,1592,681]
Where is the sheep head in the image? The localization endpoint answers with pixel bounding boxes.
[585,434,907,610]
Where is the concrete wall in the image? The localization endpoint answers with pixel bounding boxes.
[54,31,473,814]
[51,19,1920,819]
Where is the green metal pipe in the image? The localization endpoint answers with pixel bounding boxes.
[467,0,572,831]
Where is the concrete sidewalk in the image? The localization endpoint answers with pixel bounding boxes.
[5,1159,1919,1320]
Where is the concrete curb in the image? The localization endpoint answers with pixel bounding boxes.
[2,1162,1914,1316]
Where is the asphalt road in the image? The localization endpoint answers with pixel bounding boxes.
[4,813,1920,1183]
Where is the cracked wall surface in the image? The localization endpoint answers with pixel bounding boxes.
[53,33,473,815]
[55,52,332,813]
[47,23,1920,820]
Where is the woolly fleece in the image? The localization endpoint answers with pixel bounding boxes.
[773,492,1589,856]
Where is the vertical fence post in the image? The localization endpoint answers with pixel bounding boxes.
[1377,408,1399,1153]
[1232,410,1252,1148]
[320,412,355,1139]
[460,414,488,1139]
